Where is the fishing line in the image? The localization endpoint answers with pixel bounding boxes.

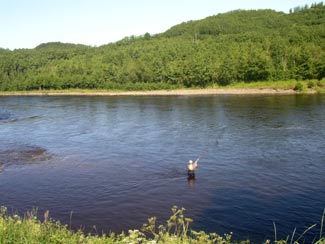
[195,125,226,162]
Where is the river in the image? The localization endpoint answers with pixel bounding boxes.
[0,94,324,243]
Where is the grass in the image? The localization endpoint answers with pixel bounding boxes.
[1,79,325,95]
[0,206,324,244]
[210,79,325,93]
[215,80,299,89]
[0,82,184,95]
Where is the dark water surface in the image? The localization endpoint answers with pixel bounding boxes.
[0,95,324,242]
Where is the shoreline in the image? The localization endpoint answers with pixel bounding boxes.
[0,88,318,96]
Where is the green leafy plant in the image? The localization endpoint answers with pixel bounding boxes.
[1,206,325,244]
[307,80,315,88]
[294,82,305,92]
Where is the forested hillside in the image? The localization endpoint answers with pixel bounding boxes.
[0,3,324,91]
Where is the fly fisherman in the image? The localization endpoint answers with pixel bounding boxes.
[187,158,199,179]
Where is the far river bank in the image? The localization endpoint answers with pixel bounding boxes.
[0,88,320,96]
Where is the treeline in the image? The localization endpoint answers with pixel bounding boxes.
[0,3,324,91]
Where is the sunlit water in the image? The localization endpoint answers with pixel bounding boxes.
[0,95,324,242]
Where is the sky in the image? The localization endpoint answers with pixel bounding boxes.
[0,0,319,50]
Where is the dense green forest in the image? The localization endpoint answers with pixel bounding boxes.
[0,3,324,91]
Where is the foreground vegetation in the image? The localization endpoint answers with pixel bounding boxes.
[1,206,324,244]
[0,3,324,91]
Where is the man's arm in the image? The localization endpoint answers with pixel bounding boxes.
[194,158,199,167]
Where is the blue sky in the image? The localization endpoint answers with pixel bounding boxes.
[0,0,319,50]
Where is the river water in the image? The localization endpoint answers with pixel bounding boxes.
[0,94,324,242]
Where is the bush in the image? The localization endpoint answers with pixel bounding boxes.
[307,80,315,88]
[317,78,325,88]
[294,82,304,91]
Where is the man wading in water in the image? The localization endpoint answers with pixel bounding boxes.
[187,158,199,180]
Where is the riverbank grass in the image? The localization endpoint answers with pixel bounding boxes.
[212,79,325,92]
[0,79,325,95]
[1,206,324,244]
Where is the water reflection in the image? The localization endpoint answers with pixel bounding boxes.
[187,177,195,189]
